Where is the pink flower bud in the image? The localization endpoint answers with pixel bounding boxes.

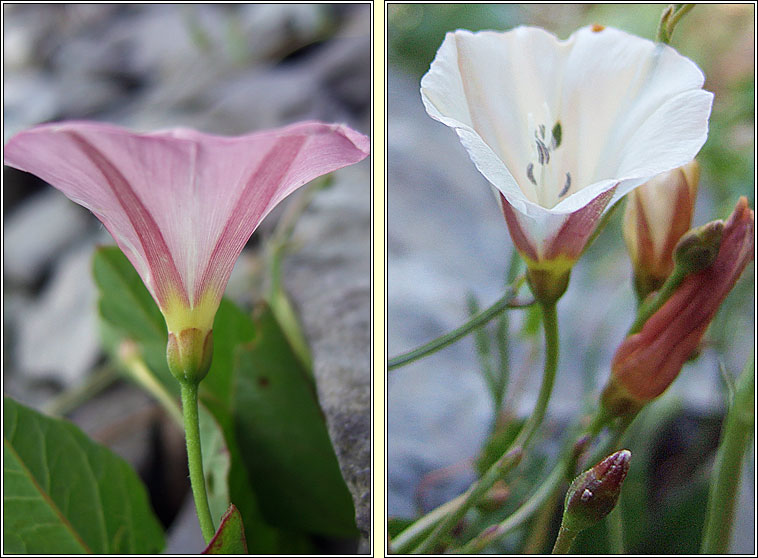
[623,161,700,299]
[603,197,754,416]
[562,449,631,533]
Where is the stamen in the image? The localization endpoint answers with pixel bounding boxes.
[559,172,571,197]
[539,124,546,140]
[526,162,537,185]
[535,139,550,165]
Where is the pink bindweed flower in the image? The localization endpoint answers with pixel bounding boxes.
[602,197,754,417]
[5,120,369,382]
[421,25,712,302]
[623,161,700,300]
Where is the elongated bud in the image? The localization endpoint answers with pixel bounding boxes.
[603,198,754,417]
[167,328,214,384]
[561,449,631,533]
[623,161,700,300]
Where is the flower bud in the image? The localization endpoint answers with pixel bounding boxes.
[167,328,214,384]
[623,161,700,299]
[673,220,724,275]
[562,449,631,533]
[603,198,754,417]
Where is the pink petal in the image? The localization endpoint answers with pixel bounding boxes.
[5,120,369,317]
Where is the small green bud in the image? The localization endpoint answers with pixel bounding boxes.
[167,328,214,384]
[561,449,631,533]
[673,220,724,275]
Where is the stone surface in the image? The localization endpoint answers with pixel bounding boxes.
[282,160,372,547]
[3,191,92,285]
[15,240,102,387]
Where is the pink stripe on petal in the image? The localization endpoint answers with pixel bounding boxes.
[195,134,307,302]
[499,193,539,262]
[67,132,189,307]
[543,186,616,261]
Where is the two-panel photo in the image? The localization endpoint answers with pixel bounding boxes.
[1,3,755,556]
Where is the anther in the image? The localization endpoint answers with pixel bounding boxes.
[526,162,537,185]
[559,172,571,197]
[536,139,549,165]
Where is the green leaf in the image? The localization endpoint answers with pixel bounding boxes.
[92,246,354,549]
[206,301,358,538]
[3,397,165,554]
[202,504,248,554]
[92,246,166,343]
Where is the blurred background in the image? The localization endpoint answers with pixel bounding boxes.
[387,3,754,554]
[3,3,370,553]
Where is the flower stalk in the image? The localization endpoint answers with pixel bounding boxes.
[180,381,216,543]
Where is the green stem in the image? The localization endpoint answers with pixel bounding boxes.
[551,524,578,554]
[700,353,754,553]
[656,3,695,43]
[628,267,686,334]
[180,381,216,543]
[409,301,558,553]
[388,286,533,370]
[389,494,465,554]
[513,302,558,449]
[455,410,629,554]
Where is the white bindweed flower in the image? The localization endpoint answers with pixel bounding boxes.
[421,25,713,302]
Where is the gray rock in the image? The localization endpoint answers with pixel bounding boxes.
[164,494,207,554]
[282,160,371,548]
[16,240,101,386]
[3,191,91,285]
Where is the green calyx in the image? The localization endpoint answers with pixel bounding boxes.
[167,328,214,384]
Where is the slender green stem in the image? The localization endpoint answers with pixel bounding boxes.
[656,3,695,43]
[628,267,686,334]
[389,494,465,554]
[455,410,630,554]
[512,302,558,449]
[43,364,120,417]
[388,286,533,370]
[409,448,523,553]
[180,381,216,543]
[700,353,754,554]
[122,349,183,427]
[409,301,558,553]
[551,524,578,554]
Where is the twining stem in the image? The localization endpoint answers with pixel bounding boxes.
[180,381,216,543]
[700,353,754,553]
[454,410,630,554]
[551,525,578,554]
[388,284,533,370]
[408,301,559,553]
